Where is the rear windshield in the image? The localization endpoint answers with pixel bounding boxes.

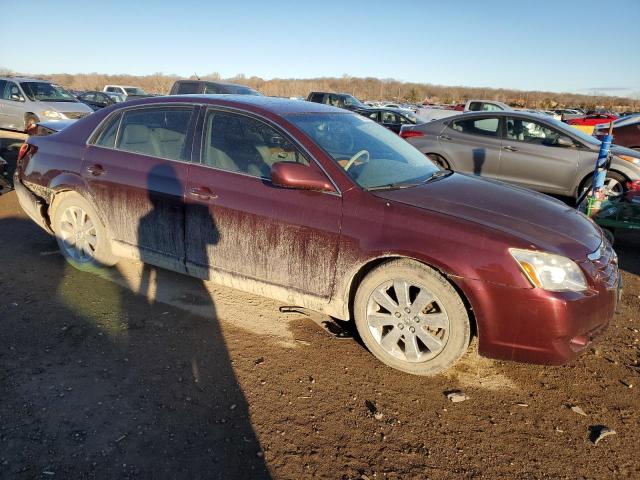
[124,87,146,95]
[221,84,261,96]
[20,82,78,102]
[176,82,201,94]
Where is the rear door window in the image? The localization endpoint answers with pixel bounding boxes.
[309,93,324,103]
[364,110,380,122]
[115,106,195,161]
[450,117,500,137]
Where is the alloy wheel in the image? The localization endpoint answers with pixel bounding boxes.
[58,206,98,262]
[366,279,449,363]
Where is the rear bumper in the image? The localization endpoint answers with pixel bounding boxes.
[14,175,52,233]
[457,274,618,365]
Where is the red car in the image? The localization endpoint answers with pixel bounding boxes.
[14,96,619,375]
[567,113,618,126]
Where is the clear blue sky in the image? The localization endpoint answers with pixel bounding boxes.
[1,0,638,96]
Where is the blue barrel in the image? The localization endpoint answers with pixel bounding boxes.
[592,133,613,194]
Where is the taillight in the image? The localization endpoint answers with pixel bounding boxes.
[18,143,30,161]
[400,130,425,139]
[17,143,37,171]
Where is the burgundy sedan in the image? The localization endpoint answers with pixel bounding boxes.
[14,96,619,375]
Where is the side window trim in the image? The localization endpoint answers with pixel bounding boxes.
[504,116,563,144]
[87,104,197,163]
[450,115,501,139]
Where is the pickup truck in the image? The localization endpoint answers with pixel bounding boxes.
[416,99,512,122]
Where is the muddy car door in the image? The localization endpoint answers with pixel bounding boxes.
[185,109,342,298]
[439,115,502,177]
[82,105,197,271]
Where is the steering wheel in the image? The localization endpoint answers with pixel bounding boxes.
[344,150,370,171]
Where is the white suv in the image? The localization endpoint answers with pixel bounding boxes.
[103,85,148,98]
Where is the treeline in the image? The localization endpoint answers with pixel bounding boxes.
[1,68,638,111]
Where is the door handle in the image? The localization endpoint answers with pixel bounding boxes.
[440,134,452,141]
[86,164,105,176]
[503,145,519,152]
[189,186,217,200]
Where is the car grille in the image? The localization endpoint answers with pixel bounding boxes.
[63,112,90,119]
[589,241,618,289]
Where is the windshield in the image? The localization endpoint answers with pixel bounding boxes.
[124,87,146,95]
[612,114,640,127]
[343,95,367,108]
[544,117,601,147]
[20,82,78,102]
[286,113,439,189]
[225,85,262,96]
[107,93,125,102]
[404,111,423,124]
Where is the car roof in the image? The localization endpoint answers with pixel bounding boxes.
[121,94,351,115]
[0,77,53,83]
[175,80,252,88]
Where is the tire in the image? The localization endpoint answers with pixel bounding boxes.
[353,259,471,375]
[426,153,450,170]
[24,113,39,133]
[51,193,117,271]
[579,171,627,200]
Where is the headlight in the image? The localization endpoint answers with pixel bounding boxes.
[617,154,640,165]
[41,110,62,119]
[509,248,588,292]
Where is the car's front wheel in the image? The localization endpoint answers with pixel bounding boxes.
[51,193,117,271]
[579,171,627,200]
[354,260,471,375]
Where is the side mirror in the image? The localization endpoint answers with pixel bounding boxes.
[10,93,23,102]
[555,136,575,147]
[271,162,335,193]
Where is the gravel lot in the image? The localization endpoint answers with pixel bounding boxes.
[1,130,639,479]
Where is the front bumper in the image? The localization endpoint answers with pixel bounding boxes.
[456,260,618,365]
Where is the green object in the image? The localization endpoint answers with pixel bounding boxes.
[585,199,640,231]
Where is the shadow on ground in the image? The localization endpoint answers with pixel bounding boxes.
[0,211,270,478]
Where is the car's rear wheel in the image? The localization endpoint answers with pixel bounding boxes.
[426,153,450,170]
[51,193,116,271]
[353,260,470,375]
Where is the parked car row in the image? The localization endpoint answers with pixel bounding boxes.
[14,95,619,377]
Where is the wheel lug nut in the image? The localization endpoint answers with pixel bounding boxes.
[404,307,411,314]
[394,312,401,318]
[409,326,415,333]
[397,324,404,329]
[414,317,420,323]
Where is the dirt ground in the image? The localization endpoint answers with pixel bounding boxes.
[1,133,639,479]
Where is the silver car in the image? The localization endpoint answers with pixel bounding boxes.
[0,77,93,132]
[402,111,640,199]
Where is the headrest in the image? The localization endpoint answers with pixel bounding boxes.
[122,124,150,144]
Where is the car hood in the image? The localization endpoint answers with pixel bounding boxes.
[611,145,640,159]
[373,173,601,260]
[39,101,93,113]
